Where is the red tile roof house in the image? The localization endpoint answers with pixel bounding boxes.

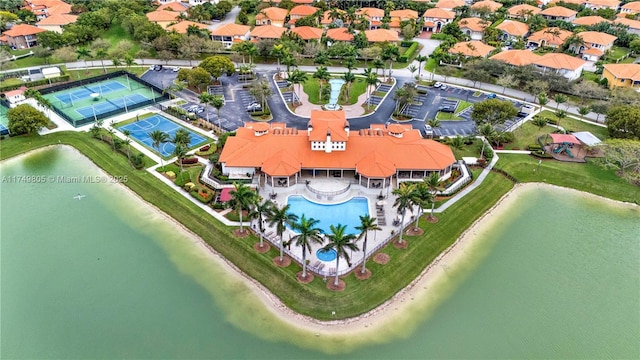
[218,110,456,188]
[540,6,578,22]
[458,17,491,41]
[614,17,640,36]
[526,27,572,49]
[2,87,26,105]
[211,24,251,48]
[0,24,46,49]
[422,8,456,33]
[288,5,319,26]
[570,31,617,61]
[356,7,385,29]
[495,20,530,42]
[255,7,289,27]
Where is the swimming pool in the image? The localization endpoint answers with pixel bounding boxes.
[286,196,369,235]
[316,248,337,262]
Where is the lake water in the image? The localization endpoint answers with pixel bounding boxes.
[2,146,639,359]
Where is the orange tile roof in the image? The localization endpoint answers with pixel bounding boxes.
[29,0,71,16]
[507,4,542,17]
[572,15,611,26]
[581,47,604,56]
[603,63,640,81]
[577,31,617,45]
[448,40,496,57]
[211,23,251,36]
[219,111,456,178]
[496,20,529,37]
[540,6,578,18]
[532,52,586,70]
[157,2,189,12]
[146,10,180,22]
[390,9,419,19]
[290,26,323,40]
[549,0,585,4]
[423,8,456,19]
[585,0,620,7]
[527,27,572,46]
[255,7,288,21]
[289,5,318,17]
[249,24,286,39]
[622,1,640,11]
[36,12,77,26]
[614,17,640,29]
[458,17,491,32]
[490,49,541,66]
[166,20,208,34]
[471,0,503,11]
[364,28,399,42]
[321,9,345,24]
[326,27,353,41]
[2,24,46,37]
[357,7,384,18]
[435,0,465,9]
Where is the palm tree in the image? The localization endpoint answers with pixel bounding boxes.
[259,80,271,110]
[424,172,442,221]
[211,96,225,130]
[288,69,308,105]
[291,215,323,280]
[554,94,566,112]
[122,129,132,160]
[381,44,399,80]
[392,183,416,245]
[578,106,590,117]
[478,123,495,159]
[412,181,434,229]
[342,71,356,102]
[173,144,188,177]
[447,136,465,150]
[355,215,381,275]
[171,128,192,149]
[313,66,330,102]
[538,92,548,107]
[198,92,214,123]
[408,64,417,80]
[532,116,547,134]
[322,224,359,286]
[556,110,567,131]
[123,54,135,70]
[75,47,92,74]
[228,182,256,234]
[96,48,108,73]
[266,203,299,263]
[415,54,428,79]
[111,57,122,69]
[149,130,169,167]
[373,58,384,76]
[249,199,273,249]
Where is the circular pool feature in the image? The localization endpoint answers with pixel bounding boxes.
[316,248,337,262]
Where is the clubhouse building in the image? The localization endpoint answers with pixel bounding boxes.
[219,110,456,189]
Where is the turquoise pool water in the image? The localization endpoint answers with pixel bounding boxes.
[316,248,337,262]
[287,195,369,235]
[326,78,345,109]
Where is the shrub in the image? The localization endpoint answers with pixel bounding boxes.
[397,42,419,63]
[180,157,199,165]
[190,188,213,203]
[184,182,196,191]
[130,153,146,169]
[166,170,176,178]
[527,144,542,151]
[531,150,553,159]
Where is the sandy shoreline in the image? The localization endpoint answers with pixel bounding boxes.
[4,146,638,338]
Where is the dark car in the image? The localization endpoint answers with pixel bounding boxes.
[438,105,455,113]
[153,65,163,71]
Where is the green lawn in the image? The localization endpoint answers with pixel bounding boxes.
[302,76,368,105]
[436,111,462,120]
[451,139,482,159]
[495,154,640,204]
[425,58,437,72]
[101,24,140,56]
[538,110,609,140]
[505,122,556,150]
[454,99,473,113]
[582,71,601,84]
[605,46,630,62]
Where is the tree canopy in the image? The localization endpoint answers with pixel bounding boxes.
[7,104,49,135]
[471,99,518,126]
[199,55,235,80]
[607,105,640,140]
[601,139,640,184]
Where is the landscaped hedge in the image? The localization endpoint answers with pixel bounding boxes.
[0,74,71,93]
[190,186,214,203]
[528,144,542,151]
[398,42,419,63]
[196,143,217,156]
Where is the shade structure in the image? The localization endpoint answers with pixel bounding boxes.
[549,133,580,144]
[219,188,232,202]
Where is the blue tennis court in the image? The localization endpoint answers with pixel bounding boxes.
[55,80,127,105]
[119,114,208,157]
[76,94,151,118]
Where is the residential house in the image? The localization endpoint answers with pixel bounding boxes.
[290,26,323,41]
[326,27,354,42]
[35,13,77,33]
[583,0,620,10]
[288,5,319,26]
[156,2,190,12]
[448,40,496,58]
[540,6,578,22]
[496,20,530,42]
[2,87,26,106]
[388,9,419,33]
[255,7,288,27]
[321,9,345,27]
[601,63,640,88]
[422,8,456,32]
[166,20,208,34]
[572,15,611,26]
[435,0,465,11]
[470,0,503,15]
[571,31,617,61]
[249,24,286,41]
[458,17,491,40]
[532,53,586,80]
[526,27,572,48]
[490,49,541,66]
[218,110,456,188]
[188,0,220,5]
[0,24,46,49]
[211,23,251,47]
[619,1,640,16]
[507,4,541,20]
[146,10,181,28]
[614,17,640,35]
[23,0,72,21]
[364,28,399,43]
[357,7,384,29]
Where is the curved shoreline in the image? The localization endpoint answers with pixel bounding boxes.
[3,146,638,340]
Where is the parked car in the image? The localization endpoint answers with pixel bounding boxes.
[487,93,497,99]
[439,84,448,90]
[172,66,180,72]
[246,103,262,112]
[195,106,205,114]
[153,65,163,71]
[438,105,455,113]
[433,82,442,88]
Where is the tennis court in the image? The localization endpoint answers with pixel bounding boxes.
[40,73,168,127]
[119,114,209,157]
[0,104,9,135]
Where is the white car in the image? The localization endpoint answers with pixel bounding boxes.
[433,82,442,88]
[172,67,180,72]
[440,84,448,90]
